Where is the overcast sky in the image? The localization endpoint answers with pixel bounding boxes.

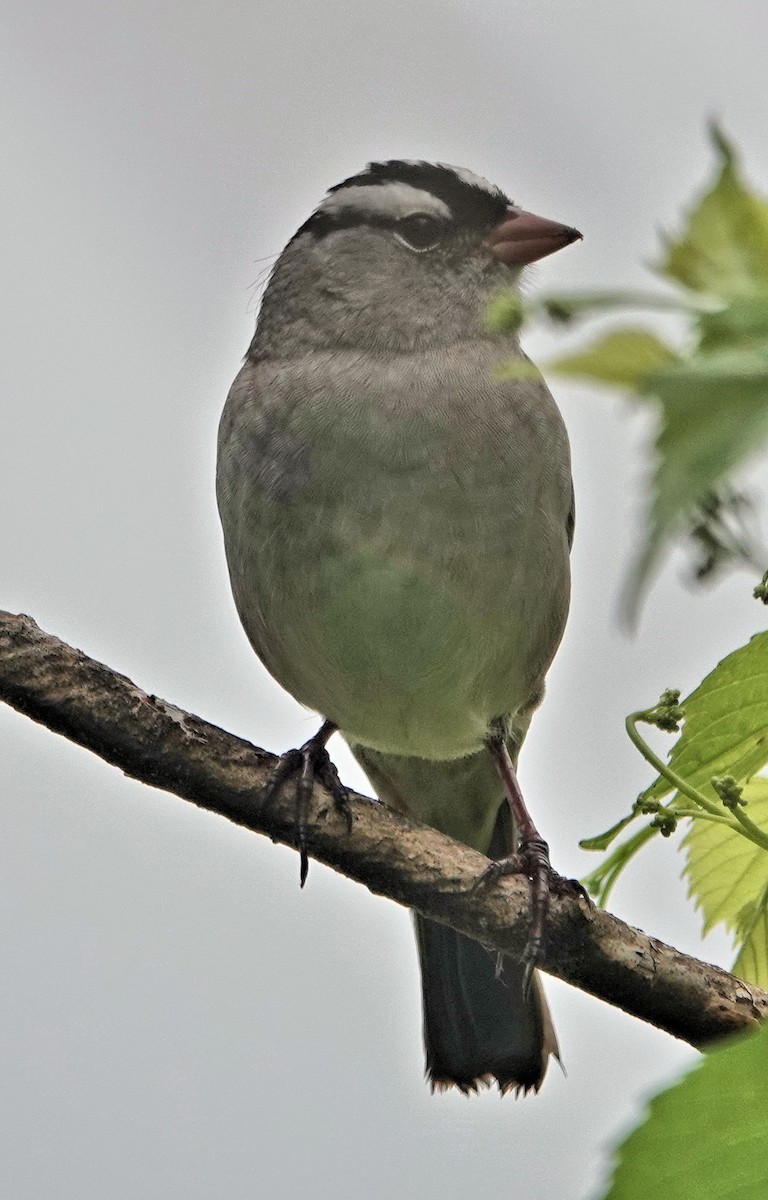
[2,3,768,1198]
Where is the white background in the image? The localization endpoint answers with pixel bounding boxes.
[1,3,766,1197]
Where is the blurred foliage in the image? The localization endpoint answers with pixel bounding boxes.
[502,123,768,609]
[508,128,768,1193]
[506,127,768,983]
[576,125,768,607]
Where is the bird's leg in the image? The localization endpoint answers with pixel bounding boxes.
[261,720,351,887]
[473,730,557,991]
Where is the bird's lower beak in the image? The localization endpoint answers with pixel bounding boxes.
[488,207,582,266]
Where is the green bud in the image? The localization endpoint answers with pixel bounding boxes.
[711,775,745,810]
[635,796,660,815]
[643,689,685,732]
[651,813,678,837]
[753,570,768,604]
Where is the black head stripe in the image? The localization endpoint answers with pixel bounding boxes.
[295,161,510,243]
[330,161,510,225]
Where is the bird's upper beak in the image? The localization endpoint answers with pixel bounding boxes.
[487,206,582,266]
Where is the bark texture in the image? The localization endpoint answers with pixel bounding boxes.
[1,609,765,1048]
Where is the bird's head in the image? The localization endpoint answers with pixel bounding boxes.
[254,160,581,355]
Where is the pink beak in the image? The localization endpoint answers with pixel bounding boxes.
[488,206,582,266]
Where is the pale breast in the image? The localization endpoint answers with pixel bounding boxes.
[216,346,572,759]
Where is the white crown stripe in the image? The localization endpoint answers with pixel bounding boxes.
[316,182,453,222]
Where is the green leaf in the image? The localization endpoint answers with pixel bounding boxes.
[579,813,639,852]
[585,635,768,912]
[626,341,768,607]
[642,631,768,806]
[580,823,659,907]
[537,289,712,322]
[600,1022,768,1200]
[683,777,768,985]
[659,123,768,298]
[733,894,768,988]
[522,128,768,607]
[697,292,768,350]
[631,127,768,602]
[649,345,768,501]
[551,329,681,388]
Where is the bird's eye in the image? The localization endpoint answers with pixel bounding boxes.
[393,214,445,252]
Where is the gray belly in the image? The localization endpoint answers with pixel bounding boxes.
[217,351,572,759]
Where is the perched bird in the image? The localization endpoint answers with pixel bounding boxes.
[216,160,580,1095]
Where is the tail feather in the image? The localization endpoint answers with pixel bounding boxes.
[352,742,559,1095]
[415,915,558,1095]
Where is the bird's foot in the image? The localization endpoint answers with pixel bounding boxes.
[471,837,580,994]
[261,722,351,887]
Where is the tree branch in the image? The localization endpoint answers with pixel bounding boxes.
[1,609,765,1047]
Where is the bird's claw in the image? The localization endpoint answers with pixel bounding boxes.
[469,852,524,896]
[261,732,351,887]
[470,836,559,975]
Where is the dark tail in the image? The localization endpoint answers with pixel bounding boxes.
[352,742,559,1095]
[414,915,558,1095]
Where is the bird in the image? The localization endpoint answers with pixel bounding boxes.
[216,159,581,1095]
